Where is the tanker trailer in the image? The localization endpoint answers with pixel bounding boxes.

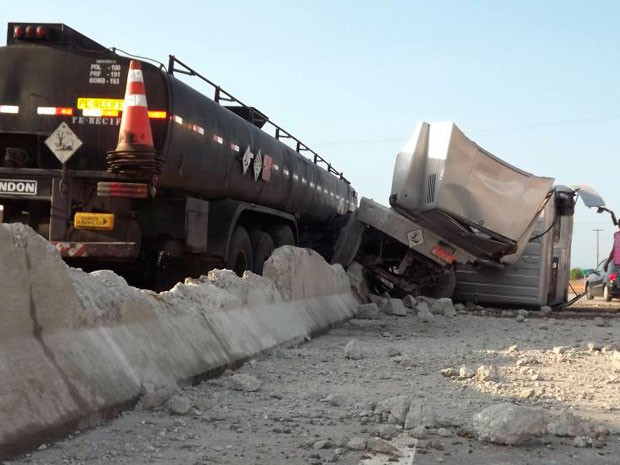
[0,22,357,288]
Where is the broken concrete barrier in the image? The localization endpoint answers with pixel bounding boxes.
[0,225,357,458]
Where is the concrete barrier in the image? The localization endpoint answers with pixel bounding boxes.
[0,226,357,458]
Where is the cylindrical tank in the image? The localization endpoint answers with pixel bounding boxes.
[155,68,356,224]
[0,39,356,225]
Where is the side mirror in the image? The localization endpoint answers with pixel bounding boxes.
[583,269,594,277]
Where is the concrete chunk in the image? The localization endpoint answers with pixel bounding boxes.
[357,303,382,320]
[384,298,408,316]
[473,403,547,445]
[344,339,365,360]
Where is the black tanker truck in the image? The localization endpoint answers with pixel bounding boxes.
[0,23,357,288]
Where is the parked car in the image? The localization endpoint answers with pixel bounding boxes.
[585,261,620,301]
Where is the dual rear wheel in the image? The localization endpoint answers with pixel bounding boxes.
[225,224,294,277]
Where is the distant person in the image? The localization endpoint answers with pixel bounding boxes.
[604,225,620,272]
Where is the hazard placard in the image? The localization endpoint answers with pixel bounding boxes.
[242,146,254,174]
[45,122,83,164]
[407,228,424,248]
[253,150,263,181]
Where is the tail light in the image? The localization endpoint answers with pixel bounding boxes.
[13,24,51,41]
[431,244,456,264]
[610,273,616,282]
[37,107,74,116]
[13,25,25,38]
[36,26,49,39]
[97,182,148,199]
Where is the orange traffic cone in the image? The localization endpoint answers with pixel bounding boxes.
[107,60,160,175]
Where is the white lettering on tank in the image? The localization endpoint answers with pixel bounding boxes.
[70,117,121,126]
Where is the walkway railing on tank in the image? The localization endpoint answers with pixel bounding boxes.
[167,55,349,184]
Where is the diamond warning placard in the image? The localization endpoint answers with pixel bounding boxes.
[407,228,424,248]
[45,122,83,164]
[253,150,263,181]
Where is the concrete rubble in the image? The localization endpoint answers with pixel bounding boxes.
[346,261,371,302]
[473,403,548,445]
[382,298,408,316]
[430,297,456,317]
[344,338,365,360]
[416,301,434,322]
[356,302,382,320]
[474,403,603,447]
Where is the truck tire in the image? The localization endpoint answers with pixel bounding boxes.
[250,230,275,275]
[604,284,612,302]
[423,267,456,299]
[225,226,254,277]
[269,224,295,248]
[586,284,593,300]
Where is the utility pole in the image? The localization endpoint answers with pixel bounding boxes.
[593,228,604,264]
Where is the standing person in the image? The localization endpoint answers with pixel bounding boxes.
[604,225,620,272]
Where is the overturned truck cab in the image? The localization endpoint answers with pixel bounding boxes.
[454,185,605,308]
[349,121,604,307]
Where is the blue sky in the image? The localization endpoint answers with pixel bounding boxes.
[3,1,618,268]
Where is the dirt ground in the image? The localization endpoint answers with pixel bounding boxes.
[7,294,620,465]
[569,280,585,294]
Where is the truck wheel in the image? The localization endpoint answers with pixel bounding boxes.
[586,284,593,300]
[250,230,275,275]
[269,224,295,248]
[225,226,254,277]
[423,267,456,299]
[604,284,612,302]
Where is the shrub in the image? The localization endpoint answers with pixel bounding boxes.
[570,268,584,280]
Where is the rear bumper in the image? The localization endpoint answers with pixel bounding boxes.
[51,241,138,259]
[0,167,142,201]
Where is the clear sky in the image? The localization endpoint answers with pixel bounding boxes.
[2,1,618,268]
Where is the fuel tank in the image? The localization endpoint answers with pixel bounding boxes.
[0,23,356,224]
[159,74,357,223]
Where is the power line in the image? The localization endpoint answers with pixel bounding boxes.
[310,113,620,147]
[472,113,620,133]
[311,136,405,147]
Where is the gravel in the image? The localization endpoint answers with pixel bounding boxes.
[8,296,620,465]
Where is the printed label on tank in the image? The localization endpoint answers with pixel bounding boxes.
[77,98,124,111]
[45,123,83,164]
[0,179,37,196]
[88,59,122,86]
[253,150,263,181]
[242,147,254,174]
[71,116,121,126]
[407,228,424,248]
